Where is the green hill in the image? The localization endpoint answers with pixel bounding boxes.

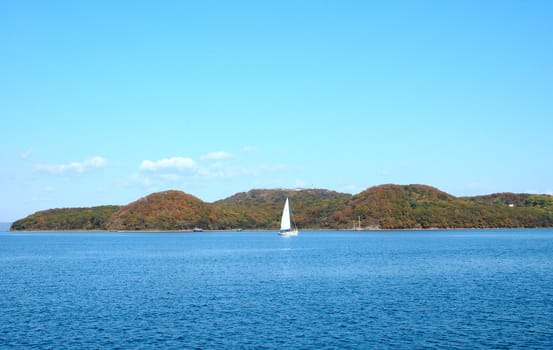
[10,206,120,231]
[9,185,553,231]
[343,184,469,229]
[215,188,352,229]
[105,190,210,231]
[344,185,553,229]
[465,192,553,208]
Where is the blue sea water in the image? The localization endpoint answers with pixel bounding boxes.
[1,229,553,349]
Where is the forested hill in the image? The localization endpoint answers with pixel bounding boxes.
[10,185,553,231]
[215,189,352,229]
[9,206,120,231]
[344,185,553,229]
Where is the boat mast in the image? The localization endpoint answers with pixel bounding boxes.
[290,200,298,230]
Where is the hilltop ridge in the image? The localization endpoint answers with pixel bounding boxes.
[10,184,553,231]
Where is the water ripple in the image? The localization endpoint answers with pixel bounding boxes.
[1,230,553,348]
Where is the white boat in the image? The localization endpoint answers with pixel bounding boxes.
[278,197,299,236]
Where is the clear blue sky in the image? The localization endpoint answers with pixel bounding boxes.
[1,0,552,222]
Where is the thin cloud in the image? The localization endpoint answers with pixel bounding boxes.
[124,173,153,187]
[159,173,182,182]
[200,151,232,161]
[208,164,289,178]
[140,157,197,172]
[43,186,56,192]
[21,148,33,159]
[36,156,107,174]
[243,146,257,153]
[130,153,292,191]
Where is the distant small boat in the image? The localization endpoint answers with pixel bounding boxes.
[192,227,203,232]
[278,197,299,237]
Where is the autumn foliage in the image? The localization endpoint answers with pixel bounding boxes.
[10,185,553,231]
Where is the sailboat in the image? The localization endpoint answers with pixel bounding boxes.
[278,197,299,236]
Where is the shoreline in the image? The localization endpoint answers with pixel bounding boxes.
[5,227,552,233]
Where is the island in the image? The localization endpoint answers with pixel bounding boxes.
[10,184,553,231]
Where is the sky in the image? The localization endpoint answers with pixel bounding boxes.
[1,0,552,222]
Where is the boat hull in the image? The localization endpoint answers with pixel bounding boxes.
[278,229,299,237]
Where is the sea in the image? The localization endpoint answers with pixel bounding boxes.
[1,229,553,349]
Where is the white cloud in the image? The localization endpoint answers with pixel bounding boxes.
[129,152,293,192]
[140,157,197,172]
[200,151,232,161]
[36,156,107,174]
[43,186,56,192]
[21,148,33,159]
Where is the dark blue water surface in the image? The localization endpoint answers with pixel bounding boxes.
[1,229,553,349]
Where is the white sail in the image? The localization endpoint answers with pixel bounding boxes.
[279,197,298,236]
[280,198,291,231]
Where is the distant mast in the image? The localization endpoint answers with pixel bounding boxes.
[353,216,362,231]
